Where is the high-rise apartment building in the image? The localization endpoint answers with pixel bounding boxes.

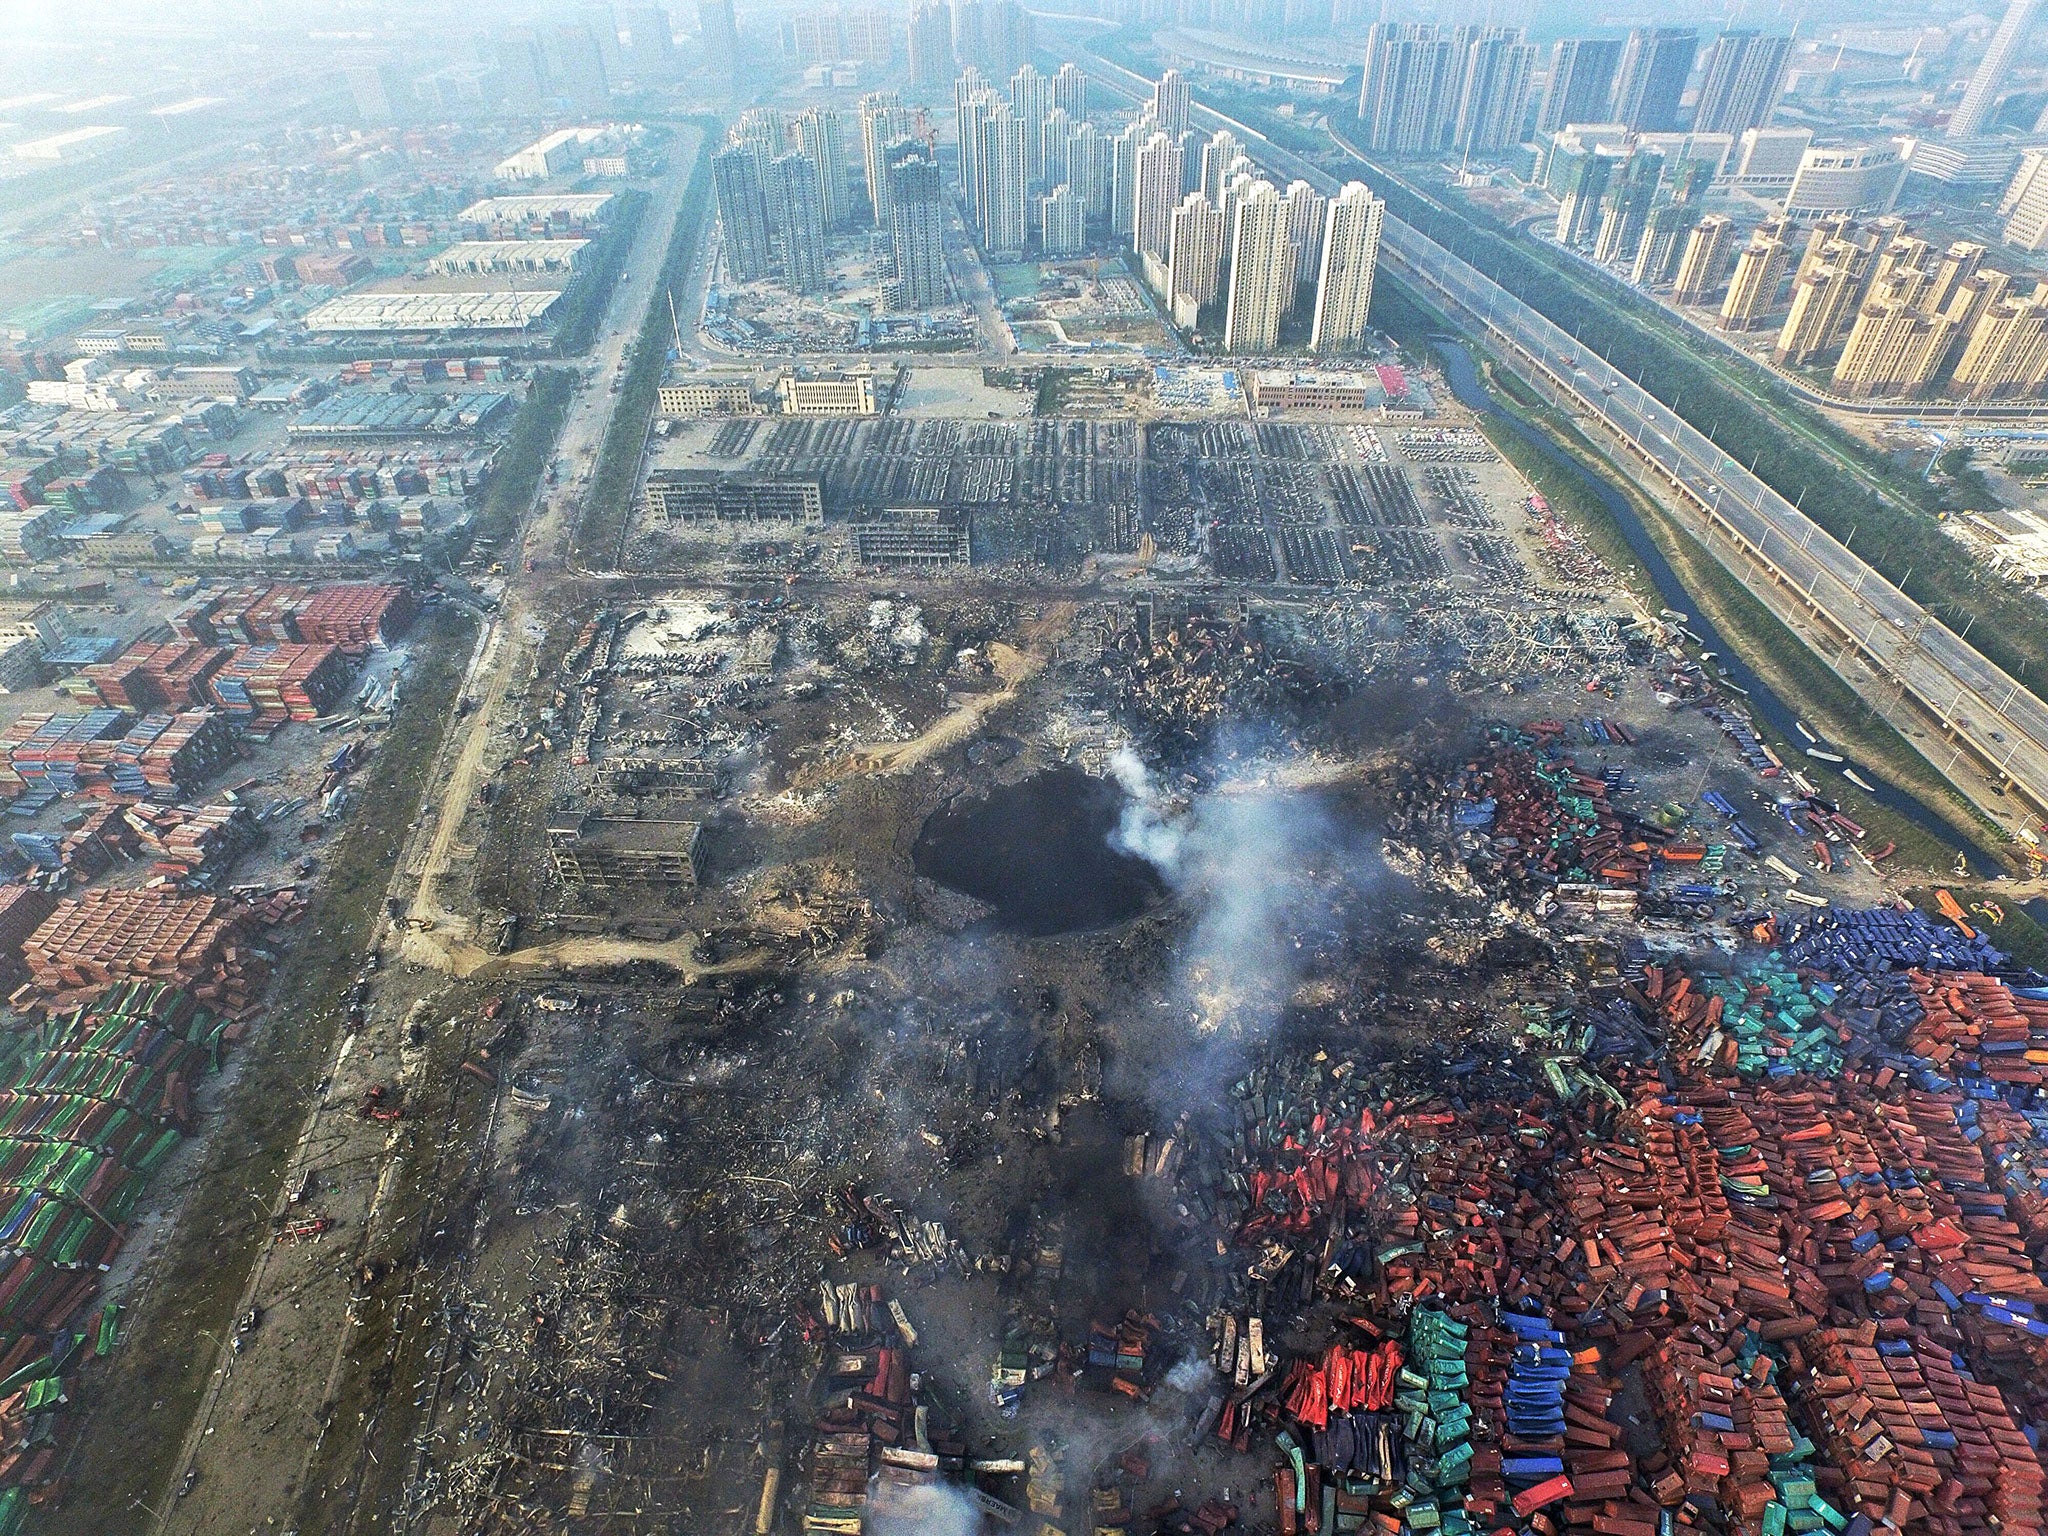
[1950,287,2048,399]
[545,24,612,110]
[1310,181,1385,354]
[793,109,849,231]
[2000,151,2048,253]
[1071,122,1112,224]
[713,145,775,282]
[1202,131,1244,204]
[1224,181,1292,354]
[346,63,411,127]
[1612,27,1697,132]
[956,73,995,218]
[1054,63,1089,120]
[909,2,952,93]
[1041,108,1074,191]
[1283,181,1328,296]
[1719,218,1795,330]
[1357,23,1464,155]
[983,0,1031,77]
[1112,117,1152,239]
[883,145,948,311]
[581,3,624,79]
[1692,31,1791,136]
[1010,64,1052,181]
[1536,38,1622,134]
[973,104,1027,256]
[768,153,830,293]
[1133,131,1185,260]
[1949,0,2042,140]
[1453,30,1537,156]
[1167,191,1226,312]
[733,107,786,154]
[1775,231,1877,365]
[1673,214,1737,304]
[843,8,895,65]
[1152,69,1191,134]
[1040,184,1087,255]
[860,94,914,228]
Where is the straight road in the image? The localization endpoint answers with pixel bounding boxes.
[1050,39,2048,830]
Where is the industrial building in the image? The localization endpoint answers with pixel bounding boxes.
[643,471,825,527]
[851,515,973,566]
[300,292,565,335]
[424,241,589,276]
[495,127,611,181]
[546,810,702,891]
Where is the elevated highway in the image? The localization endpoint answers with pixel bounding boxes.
[1053,40,2048,830]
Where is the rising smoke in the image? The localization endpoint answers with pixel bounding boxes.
[867,1480,985,1536]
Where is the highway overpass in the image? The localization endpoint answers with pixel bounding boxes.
[1054,41,2048,831]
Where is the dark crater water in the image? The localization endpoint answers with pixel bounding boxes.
[914,768,1166,935]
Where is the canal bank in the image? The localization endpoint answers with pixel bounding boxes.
[1431,336,2007,879]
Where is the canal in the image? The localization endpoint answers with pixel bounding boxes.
[1432,336,2002,878]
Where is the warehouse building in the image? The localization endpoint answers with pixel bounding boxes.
[644,471,824,527]
[546,810,703,890]
[425,240,589,276]
[852,515,972,567]
[301,291,564,335]
[494,127,610,181]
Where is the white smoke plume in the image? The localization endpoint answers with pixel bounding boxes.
[867,1480,985,1536]
[1105,746,1183,871]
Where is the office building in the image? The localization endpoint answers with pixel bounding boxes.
[346,63,411,127]
[1785,144,1907,217]
[545,24,612,110]
[769,153,830,294]
[1719,218,1794,330]
[884,145,948,310]
[1593,151,1661,265]
[973,104,1028,256]
[1310,180,1385,355]
[1951,287,2048,399]
[1612,27,1696,132]
[698,0,739,75]
[1536,38,1622,135]
[1153,69,1191,134]
[1730,126,1813,188]
[1453,30,1537,156]
[1692,31,1791,136]
[904,2,948,93]
[2001,151,2048,253]
[1357,23,1463,155]
[580,4,624,79]
[1673,213,1737,304]
[1555,149,1617,248]
[1040,184,1086,255]
[776,373,878,415]
[1167,191,1225,313]
[1224,180,1292,354]
[793,108,849,231]
[623,6,675,79]
[791,12,845,67]
[712,145,774,282]
[1054,63,1088,120]
[1949,0,2042,141]
[495,29,548,109]
[860,94,914,228]
[1632,204,1694,287]
[1133,131,1185,260]
[1283,180,1328,296]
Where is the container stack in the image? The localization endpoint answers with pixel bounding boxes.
[0,711,237,803]
[15,888,267,1015]
[294,583,416,653]
[120,803,261,886]
[205,644,353,726]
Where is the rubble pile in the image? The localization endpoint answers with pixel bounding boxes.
[1108,611,1331,756]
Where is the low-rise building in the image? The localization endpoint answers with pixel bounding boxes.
[546,810,702,890]
[657,378,758,416]
[644,472,825,527]
[775,373,878,416]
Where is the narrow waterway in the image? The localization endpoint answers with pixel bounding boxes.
[1432,338,1999,878]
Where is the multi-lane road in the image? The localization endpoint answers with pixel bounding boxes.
[1051,39,2048,829]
